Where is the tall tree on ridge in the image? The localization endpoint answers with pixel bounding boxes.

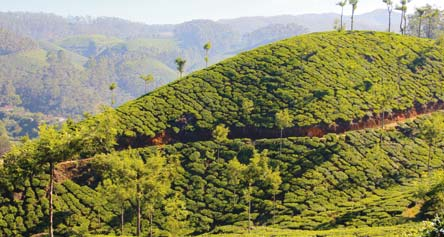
[416,7,427,37]
[109,82,117,106]
[396,0,409,35]
[349,0,359,31]
[383,0,394,32]
[140,74,154,94]
[203,41,212,68]
[337,0,348,31]
[425,7,440,38]
[175,57,186,79]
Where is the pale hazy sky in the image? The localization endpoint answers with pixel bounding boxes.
[1,0,444,24]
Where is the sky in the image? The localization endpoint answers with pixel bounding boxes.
[1,0,444,24]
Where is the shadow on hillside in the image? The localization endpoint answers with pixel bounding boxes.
[117,101,444,150]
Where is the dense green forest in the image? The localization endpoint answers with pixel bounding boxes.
[1,29,444,237]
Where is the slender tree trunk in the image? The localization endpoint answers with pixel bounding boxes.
[137,184,141,236]
[49,162,54,237]
[340,7,344,31]
[98,208,101,233]
[205,50,209,68]
[400,12,404,34]
[248,182,252,233]
[121,205,124,236]
[428,17,432,38]
[388,11,392,32]
[279,129,284,155]
[418,18,422,37]
[351,9,355,31]
[381,111,385,130]
[380,112,384,146]
[273,191,276,227]
[428,144,432,175]
[403,12,407,35]
[149,210,154,237]
[248,199,251,233]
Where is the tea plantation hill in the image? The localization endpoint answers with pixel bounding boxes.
[114,31,444,146]
[1,31,444,236]
[1,114,443,236]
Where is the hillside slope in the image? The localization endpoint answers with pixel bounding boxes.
[1,31,444,237]
[1,114,442,236]
[115,31,444,145]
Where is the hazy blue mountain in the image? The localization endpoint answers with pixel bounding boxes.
[0,12,174,40]
[220,9,402,33]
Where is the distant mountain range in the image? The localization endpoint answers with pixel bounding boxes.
[220,10,401,33]
[0,9,401,117]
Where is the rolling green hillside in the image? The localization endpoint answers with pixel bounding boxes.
[57,35,124,57]
[0,33,179,117]
[0,114,443,236]
[1,31,444,237]
[114,31,444,141]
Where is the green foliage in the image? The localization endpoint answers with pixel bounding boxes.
[0,28,37,55]
[175,57,186,78]
[0,108,44,140]
[140,74,154,94]
[163,193,193,237]
[416,112,444,173]
[408,5,443,39]
[1,115,444,235]
[202,224,420,236]
[93,148,177,236]
[275,109,293,130]
[0,121,11,156]
[212,124,230,144]
[419,172,444,218]
[4,32,444,237]
[421,215,444,237]
[417,112,444,147]
[114,32,444,138]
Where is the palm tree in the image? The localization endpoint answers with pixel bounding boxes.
[416,7,427,37]
[396,0,409,35]
[337,0,348,31]
[383,0,394,32]
[140,74,154,94]
[425,7,439,38]
[349,0,359,31]
[203,41,212,68]
[175,57,186,78]
[109,82,117,106]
